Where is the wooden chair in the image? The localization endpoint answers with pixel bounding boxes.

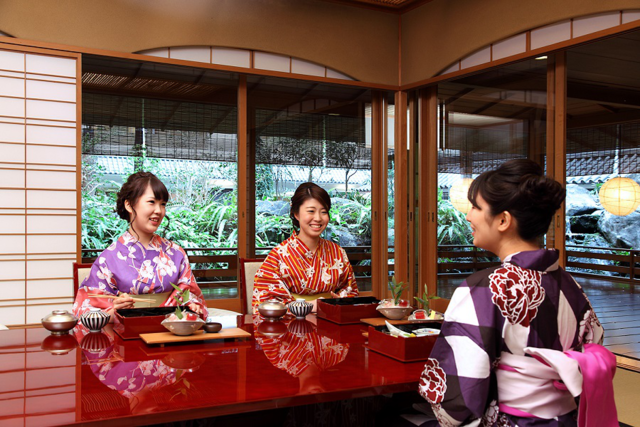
[239,258,264,314]
[73,262,94,294]
[430,297,451,314]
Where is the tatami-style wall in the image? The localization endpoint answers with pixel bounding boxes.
[0,47,79,325]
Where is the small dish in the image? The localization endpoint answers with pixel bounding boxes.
[203,322,222,333]
[376,305,413,320]
[41,310,78,335]
[288,299,313,319]
[80,308,111,333]
[161,318,205,336]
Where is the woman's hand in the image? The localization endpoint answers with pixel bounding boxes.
[187,302,202,315]
[106,293,134,322]
[330,291,341,298]
[310,298,319,313]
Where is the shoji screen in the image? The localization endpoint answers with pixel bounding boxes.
[0,46,79,326]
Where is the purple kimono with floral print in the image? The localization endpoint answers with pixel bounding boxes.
[418,249,604,427]
[72,231,208,319]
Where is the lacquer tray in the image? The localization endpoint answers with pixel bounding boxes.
[140,327,251,345]
[317,297,381,324]
[367,322,441,362]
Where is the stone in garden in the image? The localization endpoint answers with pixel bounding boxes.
[566,184,599,216]
[598,210,640,249]
[255,200,290,216]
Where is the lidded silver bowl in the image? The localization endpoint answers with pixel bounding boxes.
[257,299,287,321]
[41,310,78,335]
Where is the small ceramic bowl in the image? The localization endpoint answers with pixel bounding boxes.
[288,299,313,319]
[79,308,111,333]
[203,322,222,333]
[161,318,205,336]
[376,305,413,320]
[258,300,287,321]
[41,310,78,335]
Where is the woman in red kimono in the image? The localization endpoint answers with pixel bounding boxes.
[252,182,358,314]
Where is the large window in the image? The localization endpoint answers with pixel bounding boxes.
[81,56,239,298]
[436,58,548,297]
[248,76,374,291]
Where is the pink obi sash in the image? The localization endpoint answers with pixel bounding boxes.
[497,344,618,427]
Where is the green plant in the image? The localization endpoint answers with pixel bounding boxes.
[388,277,407,306]
[414,283,440,311]
[170,283,191,320]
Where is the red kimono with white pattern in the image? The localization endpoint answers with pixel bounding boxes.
[252,233,358,313]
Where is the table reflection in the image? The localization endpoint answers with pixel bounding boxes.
[254,316,350,395]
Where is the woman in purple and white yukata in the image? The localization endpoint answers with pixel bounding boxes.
[414,160,617,427]
[72,172,208,321]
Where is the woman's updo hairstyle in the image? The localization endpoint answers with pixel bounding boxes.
[468,159,565,242]
[116,171,169,223]
[289,182,331,229]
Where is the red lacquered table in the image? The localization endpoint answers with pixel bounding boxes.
[0,315,425,426]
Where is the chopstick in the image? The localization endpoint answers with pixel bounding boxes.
[87,294,155,303]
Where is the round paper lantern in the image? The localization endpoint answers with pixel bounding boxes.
[449,178,474,214]
[598,177,640,216]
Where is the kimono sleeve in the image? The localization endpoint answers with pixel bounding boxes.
[72,252,120,318]
[161,245,209,320]
[418,273,500,426]
[252,247,293,313]
[337,247,358,297]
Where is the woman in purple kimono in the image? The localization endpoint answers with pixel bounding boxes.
[415,160,615,426]
[73,172,208,320]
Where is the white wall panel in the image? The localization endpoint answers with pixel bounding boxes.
[0,96,25,117]
[292,59,325,77]
[26,303,72,325]
[26,80,76,103]
[0,169,25,187]
[531,21,571,50]
[27,125,76,147]
[0,189,26,208]
[461,47,491,69]
[0,76,24,97]
[0,235,26,254]
[573,12,620,38]
[622,10,640,24]
[170,46,210,63]
[0,306,25,327]
[0,143,25,163]
[0,50,25,72]
[0,122,25,143]
[0,280,26,300]
[26,100,75,122]
[26,145,75,165]
[26,278,72,299]
[492,33,527,60]
[26,190,76,209]
[27,235,75,254]
[211,47,251,68]
[141,48,169,58]
[25,55,75,78]
[254,52,290,73]
[0,215,25,233]
[0,260,25,281]
[26,259,71,279]
[27,216,75,234]
[26,170,75,190]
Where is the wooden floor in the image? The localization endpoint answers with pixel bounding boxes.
[438,275,640,361]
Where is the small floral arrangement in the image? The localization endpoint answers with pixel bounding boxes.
[387,277,408,306]
[414,283,440,313]
[169,283,196,321]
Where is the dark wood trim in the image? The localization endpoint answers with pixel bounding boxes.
[394,91,409,289]
[401,19,640,91]
[237,75,250,262]
[553,52,567,265]
[418,87,438,297]
[408,93,418,295]
[371,91,388,299]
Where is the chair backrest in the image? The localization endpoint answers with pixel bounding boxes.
[73,262,94,294]
[239,258,264,314]
[430,297,451,314]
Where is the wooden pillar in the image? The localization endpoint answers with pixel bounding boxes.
[237,75,255,260]
[546,54,567,265]
[371,91,388,299]
[408,93,418,296]
[418,87,438,297]
[394,91,409,292]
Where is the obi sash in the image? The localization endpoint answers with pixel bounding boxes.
[497,344,618,427]
[290,292,333,301]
